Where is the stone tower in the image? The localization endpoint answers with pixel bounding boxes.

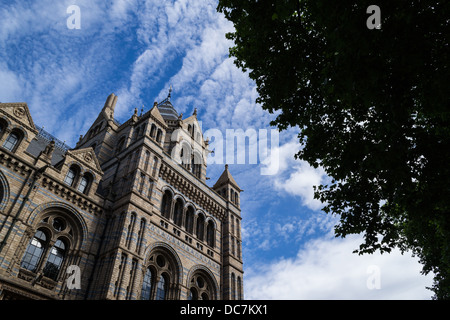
[0,93,244,300]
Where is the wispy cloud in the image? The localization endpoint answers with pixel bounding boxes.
[260,136,329,211]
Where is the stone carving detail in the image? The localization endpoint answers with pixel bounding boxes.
[84,152,92,163]
[14,106,26,118]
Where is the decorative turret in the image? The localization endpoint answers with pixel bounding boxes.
[213,164,242,208]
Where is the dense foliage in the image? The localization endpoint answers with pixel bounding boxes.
[217,0,450,299]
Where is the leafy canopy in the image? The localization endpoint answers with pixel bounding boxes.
[218,0,450,299]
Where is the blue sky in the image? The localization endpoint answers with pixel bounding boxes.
[0,0,434,299]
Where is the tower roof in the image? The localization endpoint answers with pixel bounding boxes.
[213,164,242,191]
[157,86,179,120]
[157,99,179,120]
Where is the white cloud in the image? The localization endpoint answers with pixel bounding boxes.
[244,234,434,300]
[261,136,328,211]
[274,163,327,211]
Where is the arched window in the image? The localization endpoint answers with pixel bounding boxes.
[43,239,66,280]
[155,274,167,300]
[237,276,242,300]
[231,273,236,300]
[192,153,202,178]
[206,220,215,247]
[125,212,136,249]
[150,124,156,139]
[156,129,163,143]
[136,218,146,255]
[140,248,180,300]
[185,206,195,235]
[188,287,198,300]
[20,229,47,272]
[144,151,150,173]
[20,212,81,283]
[173,198,183,227]
[188,270,217,300]
[161,190,173,219]
[141,267,154,300]
[64,165,80,187]
[77,173,92,194]
[196,213,205,241]
[3,130,22,152]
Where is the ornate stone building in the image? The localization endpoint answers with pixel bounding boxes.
[0,93,243,300]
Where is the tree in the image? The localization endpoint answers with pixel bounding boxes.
[217,0,450,299]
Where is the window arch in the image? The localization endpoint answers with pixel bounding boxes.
[196,213,205,241]
[125,212,137,250]
[3,128,23,152]
[173,198,184,227]
[20,229,47,273]
[144,150,150,173]
[160,190,173,219]
[187,268,218,300]
[231,273,236,300]
[77,172,93,194]
[141,266,154,300]
[156,129,163,143]
[140,247,181,300]
[206,220,215,248]
[155,273,168,300]
[136,218,146,255]
[192,153,202,178]
[43,238,67,280]
[20,211,82,283]
[150,124,157,139]
[64,165,80,187]
[180,143,192,170]
[185,206,195,235]
[237,276,243,300]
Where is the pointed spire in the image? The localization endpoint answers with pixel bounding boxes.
[103,93,118,119]
[213,164,242,191]
[168,84,173,101]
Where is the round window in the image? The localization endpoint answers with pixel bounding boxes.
[156,255,165,268]
[196,276,204,288]
[53,217,66,232]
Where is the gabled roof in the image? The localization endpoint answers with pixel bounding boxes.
[149,103,168,127]
[67,147,103,175]
[213,164,241,191]
[0,102,37,131]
